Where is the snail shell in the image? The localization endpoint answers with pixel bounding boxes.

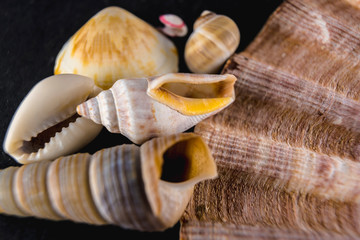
[0,133,217,231]
[77,73,236,144]
[54,6,179,89]
[3,74,102,164]
[184,11,240,74]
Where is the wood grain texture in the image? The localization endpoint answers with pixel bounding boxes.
[180,0,360,239]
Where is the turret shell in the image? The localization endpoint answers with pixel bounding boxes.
[0,133,217,231]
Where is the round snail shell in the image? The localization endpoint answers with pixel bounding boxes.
[185,10,240,74]
[76,73,236,144]
[0,133,217,231]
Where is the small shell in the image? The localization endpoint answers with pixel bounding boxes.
[77,73,236,144]
[0,133,217,231]
[3,74,102,164]
[54,7,179,89]
[185,11,240,73]
[159,14,188,37]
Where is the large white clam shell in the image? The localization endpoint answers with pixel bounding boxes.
[54,6,179,89]
[76,73,236,144]
[3,74,102,164]
[0,133,217,231]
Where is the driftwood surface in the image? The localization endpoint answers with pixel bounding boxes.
[180,0,360,239]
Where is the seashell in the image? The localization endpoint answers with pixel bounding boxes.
[3,74,102,164]
[159,14,188,37]
[0,167,28,217]
[54,6,179,90]
[181,0,360,239]
[77,73,236,144]
[0,133,217,231]
[184,10,240,74]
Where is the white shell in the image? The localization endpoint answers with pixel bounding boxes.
[77,73,236,144]
[54,7,179,89]
[3,74,103,164]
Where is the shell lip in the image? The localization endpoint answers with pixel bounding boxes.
[147,73,236,116]
[159,14,186,28]
[159,134,218,187]
[140,133,217,227]
[5,116,102,164]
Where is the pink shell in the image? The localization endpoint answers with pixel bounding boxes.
[159,14,188,37]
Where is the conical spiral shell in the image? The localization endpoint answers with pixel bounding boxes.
[0,133,217,231]
[54,6,178,89]
[185,11,240,74]
[77,73,236,144]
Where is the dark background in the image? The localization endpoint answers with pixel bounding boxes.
[0,0,282,239]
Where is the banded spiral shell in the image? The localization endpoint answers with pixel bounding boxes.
[77,73,236,144]
[184,11,240,74]
[54,6,179,89]
[0,133,217,231]
[3,74,102,164]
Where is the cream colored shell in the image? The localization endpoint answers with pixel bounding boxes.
[77,73,236,144]
[185,11,240,74]
[0,133,217,231]
[3,74,102,164]
[54,6,179,89]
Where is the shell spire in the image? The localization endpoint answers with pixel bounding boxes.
[77,73,236,144]
[0,133,217,231]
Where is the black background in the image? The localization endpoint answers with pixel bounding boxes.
[0,0,282,239]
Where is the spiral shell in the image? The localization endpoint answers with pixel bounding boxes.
[3,74,102,164]
[185,11,240,74]
[54,6,179,89]
[0,133,217,231]
[77,73,236,144]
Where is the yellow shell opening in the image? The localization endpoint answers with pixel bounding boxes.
[160,136,212,183]
[148,74,236,116]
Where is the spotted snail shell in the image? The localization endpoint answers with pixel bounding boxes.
[185,11,240,74]
[0,133,217,231]
[3,74,102,164]
[54,6,178,89]
[77,73,236,144]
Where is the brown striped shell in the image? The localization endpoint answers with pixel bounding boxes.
[180,0,360,239]
[184,11,240,74]
[0,133,217,231]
